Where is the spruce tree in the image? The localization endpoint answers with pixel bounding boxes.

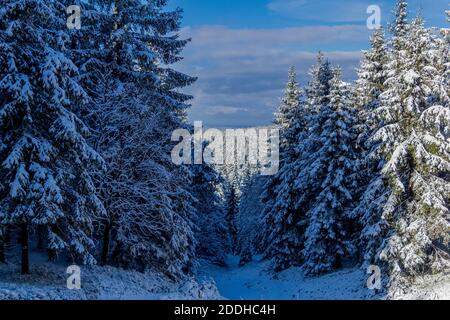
[191,162,230,266]
[260,67,307,271]
[72,0,197,277]
[0,228,5,263]
[275,66,304,156]
[359,15,450,295]
[290,53,334,235]
[355,28,388,143]
[226,185,239,255]
[432,9,450,111]
[0,0,104,274]
[351,28,389,260]
[391,0,408,38]
[261,55,333,272]
[306,53,334,113]
[302,67,357,275]
[237,175,268,266]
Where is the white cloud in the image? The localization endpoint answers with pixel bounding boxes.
[203,106,250,116]
[178,25,368,127]
[171,0,449,127]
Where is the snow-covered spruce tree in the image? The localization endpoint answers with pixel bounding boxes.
[0,0,104,274]
[359,16,450,295]
[350,28,389,260]
[391,0,408,39]
[236,174,268,266]
[305,52,334,117]
[260,67,307,271]
[293,53,334,192]
[275,66,306,156]
[301,67,357,275]
[261,55,335,272]
[444,8,450,101]
[191,161,230,267]
[354,28,388,148]
[431,9,450,113]
[71,0,197,277]
[351,1,410,271]
[287,54,334,233]
[0,228,5,263]
[226,184,239,255]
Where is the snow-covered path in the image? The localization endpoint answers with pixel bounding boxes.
[0,251,222,300]
[198,256,372,300]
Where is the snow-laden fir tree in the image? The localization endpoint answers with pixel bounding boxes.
[260,67,308,271]
[191,162,230,267]
[236,174,268,266]
[293,53,334,186]
[0,0,104,274]
[288,53,334,237]
[351,3,410,271]
[275,66,305,156]
[0,227,5,263]
[261,55,334,272]
[358,15,450,295]
[71,0,197,277]
[350,28,389,261]
[354,28,388,147]
[306,53,334,114]
[444,8,450,100]
[391,0,408,38]
[226,184,239,255]
[301,67,357,275]
[431,8,450,112]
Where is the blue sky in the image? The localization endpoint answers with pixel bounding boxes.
[168,0,449,127]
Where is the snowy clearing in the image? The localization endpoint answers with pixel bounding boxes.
[199,256,372,300]
[2,253,450,300]
[199,256,450,300]
[0,253,221,300]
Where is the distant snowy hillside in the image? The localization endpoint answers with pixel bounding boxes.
[213,125,277,191]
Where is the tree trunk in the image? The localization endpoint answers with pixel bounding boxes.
[47,249,57,262]
[335,254,342,269]
[37,226,45,251]
[0,226,11,264]
[101,221,111,266]
[0,240,5,264]
[21,223,30,274]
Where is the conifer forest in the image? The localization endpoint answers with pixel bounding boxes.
[0,0,449,302]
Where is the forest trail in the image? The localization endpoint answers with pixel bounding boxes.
[0,250,221,300]
[198,256,371,300]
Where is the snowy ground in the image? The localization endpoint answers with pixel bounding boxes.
[0,252,221,300]
[2,253,450,300]
[198,255,450,300]
[198,256,373,300]
[399,274,450,300]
